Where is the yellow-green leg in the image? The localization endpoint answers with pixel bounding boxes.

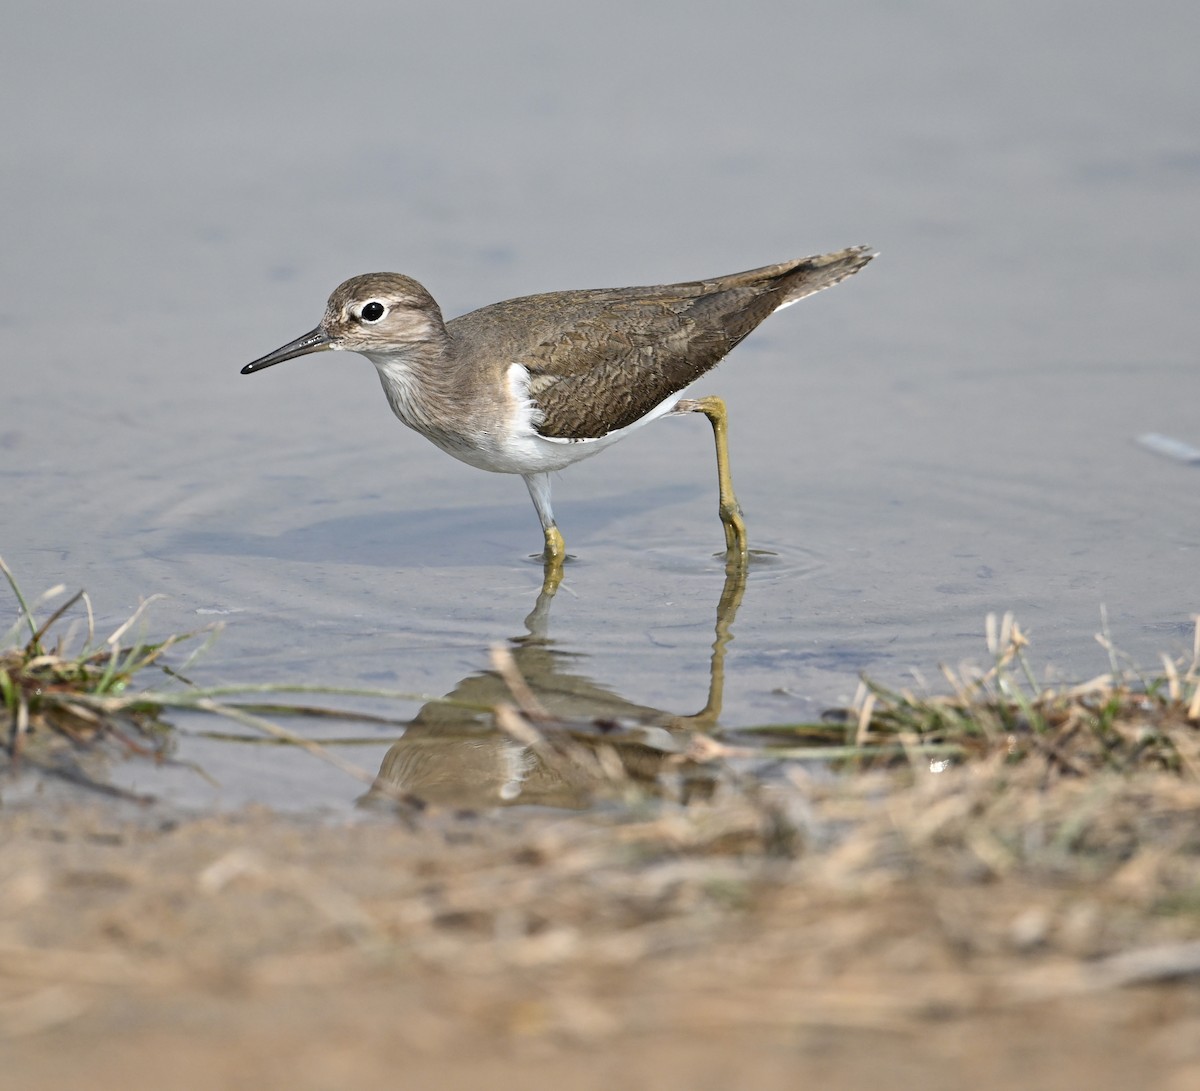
[525,472,567,582]
[542,523,566,562]
[677,395,748,560]
[541,525,565,591]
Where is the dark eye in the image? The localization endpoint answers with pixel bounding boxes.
[361,301,386,322]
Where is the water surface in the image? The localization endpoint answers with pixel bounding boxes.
[3,1,1199,810]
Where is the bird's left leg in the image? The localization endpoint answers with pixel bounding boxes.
[676,395,749,560]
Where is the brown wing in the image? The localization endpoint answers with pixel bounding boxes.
[445,249,873,440]
[518,297,750,438]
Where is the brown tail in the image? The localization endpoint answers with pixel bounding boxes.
[779,246,875,307]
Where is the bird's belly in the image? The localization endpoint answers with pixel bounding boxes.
[436,428,619,475]
[444,384,685,475]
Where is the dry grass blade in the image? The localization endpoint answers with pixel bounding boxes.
[188,698,378,789]
[489,643,554,724]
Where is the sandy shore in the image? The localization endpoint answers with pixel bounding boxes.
[3,757,1200,1090]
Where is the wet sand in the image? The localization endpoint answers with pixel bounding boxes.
[4,760,1199,1090]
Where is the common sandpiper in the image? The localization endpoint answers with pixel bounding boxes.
[242,247,874,569]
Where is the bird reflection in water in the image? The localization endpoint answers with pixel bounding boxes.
[361,562,747,812]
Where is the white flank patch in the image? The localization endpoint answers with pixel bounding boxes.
[465,363,684,475]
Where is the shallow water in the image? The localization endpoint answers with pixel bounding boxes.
[4,1,1199,811]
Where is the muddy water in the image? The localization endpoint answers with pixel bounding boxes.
[3,1,1199,810]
